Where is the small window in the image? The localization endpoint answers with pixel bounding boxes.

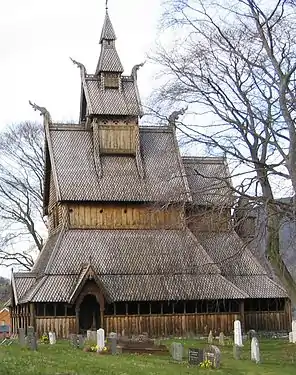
[66,305,76,316]
[45,304,55,316]
[56,303,66,316]
[162,301,173,314]
[35,303,45,316]
[105,303,115,315]
[139,302,150,315]
[173,301,184,314]
[185,300,196,313]
[150,302,162,314]
[115,302,126,315]
[127,302,139,315]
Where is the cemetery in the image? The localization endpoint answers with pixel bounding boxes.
[1,323,296,375]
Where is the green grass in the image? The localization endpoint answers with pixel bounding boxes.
[0,338,296,375]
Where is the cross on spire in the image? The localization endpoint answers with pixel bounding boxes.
[105,0,108,10]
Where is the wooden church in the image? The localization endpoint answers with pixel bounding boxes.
[10,8,290,338]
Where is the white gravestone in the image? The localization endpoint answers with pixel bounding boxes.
[234,320,243,347]
[97,328,105,352]
[251,337,260,363]
[289,332,293,343]
[49,332,56,345]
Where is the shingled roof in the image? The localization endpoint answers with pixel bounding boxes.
[183,157,234,206]
[45,125,190,203]
[14,228,251,303]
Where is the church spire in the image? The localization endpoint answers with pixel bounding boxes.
[95,8,123,75]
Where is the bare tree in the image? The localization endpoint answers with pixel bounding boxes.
[152,0,296,304]
[0,122,45,270]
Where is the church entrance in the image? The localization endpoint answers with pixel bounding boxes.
[79,294,100,333]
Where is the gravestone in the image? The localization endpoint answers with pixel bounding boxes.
[208,330,213,344]
[70,334,78,348]
[27,326,37,351]
[233,345,241,360]
[204,345,221,368]
[111,337,117,355]
[87,330,96,342]
[248,329,257,340]
[49,331,56,345]
[18,328,26,347]
[188,348,204,365]
[290,320,296,343]
[171,342,183,361]
[97,328,105,352]
[218,332,225,346]
[251,337,260,364]
[78,334,84,348]
[234,320,243,347]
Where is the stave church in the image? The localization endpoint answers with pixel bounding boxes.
[10,6,290,338]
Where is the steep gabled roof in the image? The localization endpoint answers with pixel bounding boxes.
[44,125,190,203]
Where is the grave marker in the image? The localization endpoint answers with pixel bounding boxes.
[234,320,243,347]
[18,328,25,347]
[218,332,225,346]
[87,330,96,342]
[208,330,213,344]
[27,326,37,351]
[49,331,56,345]
[97,328,105,352]
[233,345,241,360]
[251,337,260,364]
[111,337,117,355]
[188,348,204,365]
[204,345,221,368]
[171,342,183,361]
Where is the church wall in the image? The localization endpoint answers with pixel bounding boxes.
[98,123,139,155]
[186,207,231,233]
[67,203,184,230]
[36,317,76,338]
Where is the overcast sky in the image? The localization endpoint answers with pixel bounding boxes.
[0,0,162,278]
[0,0,161,128]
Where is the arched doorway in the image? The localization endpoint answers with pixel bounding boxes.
[79,294,100,333]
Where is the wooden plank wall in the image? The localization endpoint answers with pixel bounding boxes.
[104,313,240,336]
[36,317,76,338]
[68,204,184,230]
[99,124,138,154]
[244,312,289,331]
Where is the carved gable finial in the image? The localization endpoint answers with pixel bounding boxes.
[131,62,146,81]
[29,100,52,124]
[168,106,188,127]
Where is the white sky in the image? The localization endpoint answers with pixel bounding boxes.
[0,0,162,278]
[0,0,161,128]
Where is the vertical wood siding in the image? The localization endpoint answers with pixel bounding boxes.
[99,124,138,154]
[36,317,76,338]
[104,313,240,336]
[244,312,289,331]
[68,204,184,230]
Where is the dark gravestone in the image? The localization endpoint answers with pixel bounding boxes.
[18,328,25,347]
[171,342,183,361]
[188,348,204,365]
[27,326,37,351]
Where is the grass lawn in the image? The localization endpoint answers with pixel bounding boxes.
[0,338,296,375]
